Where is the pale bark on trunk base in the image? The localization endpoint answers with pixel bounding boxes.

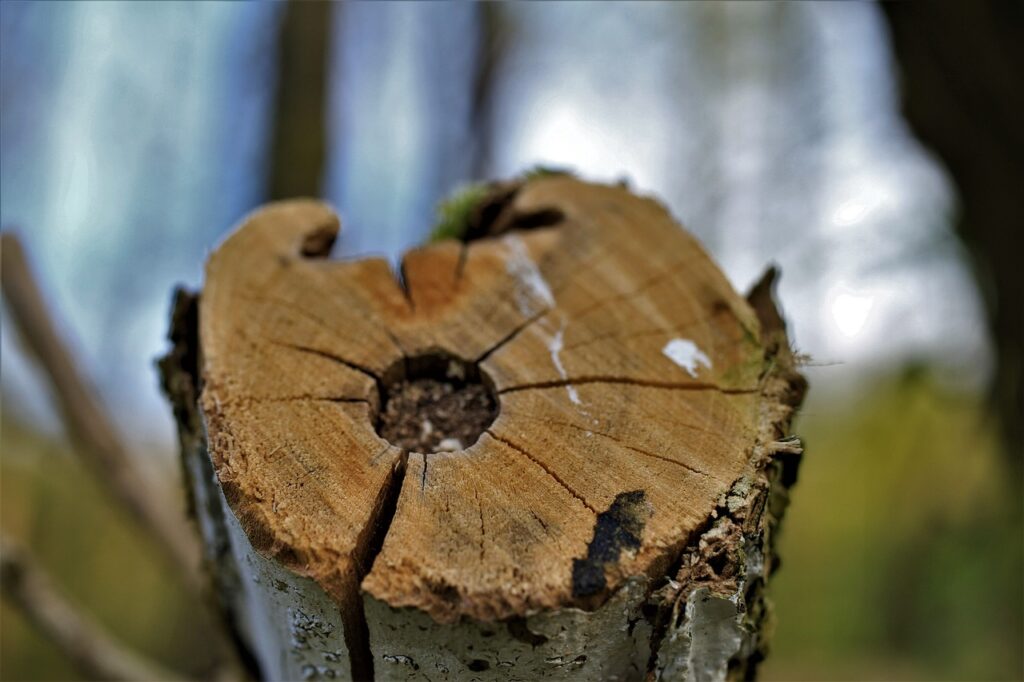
[160,177,805,682]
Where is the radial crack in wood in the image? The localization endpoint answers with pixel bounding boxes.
[166,177,806,681]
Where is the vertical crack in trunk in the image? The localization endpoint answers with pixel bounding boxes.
[347,448,409,680]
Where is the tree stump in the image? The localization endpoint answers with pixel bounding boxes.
[160,176,806,682]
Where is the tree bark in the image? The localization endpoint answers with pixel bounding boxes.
[160,176,805,681]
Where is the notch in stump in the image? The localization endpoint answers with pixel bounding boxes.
[161,176,805,681]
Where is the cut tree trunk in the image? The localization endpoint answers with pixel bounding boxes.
[160,176,806,682]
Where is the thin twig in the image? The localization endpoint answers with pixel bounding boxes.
[0,232,201,583]
[2,234,252,681]
[0,533,188,682]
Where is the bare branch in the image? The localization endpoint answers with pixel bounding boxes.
[0,533,188,682]
[0,232,201,584]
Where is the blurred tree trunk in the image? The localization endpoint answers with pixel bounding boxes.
[883,2,1024,471]
[467,2,507,180]
[268,0,332,200]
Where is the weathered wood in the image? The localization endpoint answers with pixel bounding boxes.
[162,176,805,681]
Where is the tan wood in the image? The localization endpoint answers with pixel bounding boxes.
[186,176,805,680]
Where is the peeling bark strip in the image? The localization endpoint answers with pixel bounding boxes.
[161,177,806,681]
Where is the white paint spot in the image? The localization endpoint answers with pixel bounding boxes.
[504,234,554,315]
[549,321,581,404]
[662,338,712,378]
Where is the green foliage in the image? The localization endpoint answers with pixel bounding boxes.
[0,419,220,681]
[763,371,1023,681]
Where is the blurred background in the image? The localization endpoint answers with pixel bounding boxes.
[1,2,1021,680]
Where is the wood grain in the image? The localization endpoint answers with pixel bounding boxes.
[194,176,803,678]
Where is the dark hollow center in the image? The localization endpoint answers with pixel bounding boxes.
[375,353,498,454]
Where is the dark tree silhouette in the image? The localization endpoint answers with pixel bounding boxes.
[884,1,1024,470]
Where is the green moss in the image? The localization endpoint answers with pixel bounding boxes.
[521,164,574,181]
[428,184,489,243]
[428,168,574,244]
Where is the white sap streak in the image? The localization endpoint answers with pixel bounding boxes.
[504,234,554,315]
[549,321,581,405]
[662,338,712,378]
